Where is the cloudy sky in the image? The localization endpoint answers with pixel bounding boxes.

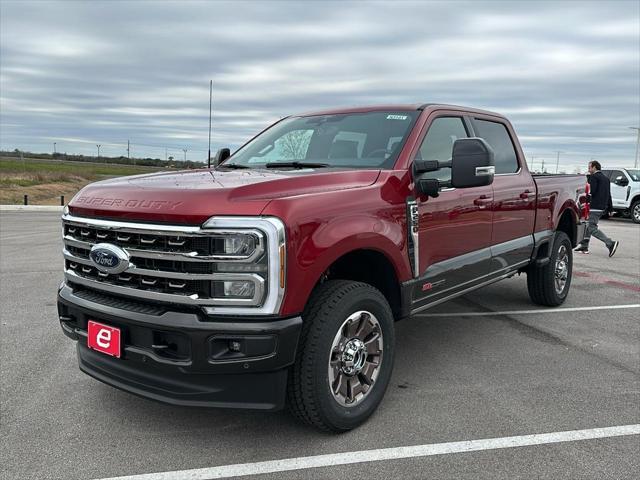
[1,0,638,172]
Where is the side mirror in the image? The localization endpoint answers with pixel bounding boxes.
[213,148,231,166]
[413,159,448,176]
[450,138,495,188]
[415,178,441,198]
[614,175,628,186]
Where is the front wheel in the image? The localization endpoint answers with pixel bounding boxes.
[527,231,573,306]
[287,280,395,432]
[632,200,640,224]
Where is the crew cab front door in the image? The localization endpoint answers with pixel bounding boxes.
[607,169,629,209]
[410,114,494,312]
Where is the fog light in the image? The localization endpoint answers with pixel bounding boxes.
[223,280,255,298]
[228,340,242,352]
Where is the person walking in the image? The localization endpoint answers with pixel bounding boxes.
[575,160,619,256]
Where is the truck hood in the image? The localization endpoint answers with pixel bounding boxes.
[68,168,380,224]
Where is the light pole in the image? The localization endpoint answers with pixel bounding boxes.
[555,151,563,174]
[208,79,213,167]
[53,142,57,156]
[183,148,188,161]
[96,144,101,162]
[629,127,640,169]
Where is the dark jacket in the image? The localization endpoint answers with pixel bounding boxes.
[588,171,612,211]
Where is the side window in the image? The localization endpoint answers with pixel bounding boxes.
[247,129,313,163]
[415,117,468,181]
[608,170,623,182]
[473,119,519,174]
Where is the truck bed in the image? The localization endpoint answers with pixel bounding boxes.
[532,173,587,234]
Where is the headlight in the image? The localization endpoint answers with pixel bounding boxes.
[207,231,263,260]
[201,216,286,316]
[223,234,257,256]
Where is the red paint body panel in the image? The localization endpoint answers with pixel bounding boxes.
[67,104,586,318]
[264,170,413,316]
[532,174,586,232]
[69,168,380,224]
[415,186,494,273]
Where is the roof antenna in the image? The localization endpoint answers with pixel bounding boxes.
[207,79,213,168]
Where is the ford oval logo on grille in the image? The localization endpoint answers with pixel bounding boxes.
[89,243,130,274]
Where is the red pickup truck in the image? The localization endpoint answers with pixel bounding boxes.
[58,104,587,431]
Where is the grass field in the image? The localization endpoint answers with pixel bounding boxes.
[0,157,165,205]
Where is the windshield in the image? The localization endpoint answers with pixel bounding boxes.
[627,169,640,181]
[225,111,419,169]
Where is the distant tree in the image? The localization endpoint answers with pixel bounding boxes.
[280,130,310,160]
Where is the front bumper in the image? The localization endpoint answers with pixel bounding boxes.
[57,283,302,410]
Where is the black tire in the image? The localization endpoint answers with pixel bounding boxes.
[527,231,572,306]
[631,200,640,224]
[287,280,395,432]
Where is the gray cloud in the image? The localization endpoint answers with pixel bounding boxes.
[0,0,638,171]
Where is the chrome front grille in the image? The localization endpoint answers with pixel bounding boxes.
[66,223,211,254]
[61,214,278,309]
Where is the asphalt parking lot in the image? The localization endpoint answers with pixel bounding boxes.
[1,211,638,480]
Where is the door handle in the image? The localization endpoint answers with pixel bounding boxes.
[474,195,492,209]
[520,190,532,199]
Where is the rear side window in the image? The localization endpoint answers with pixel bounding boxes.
[473,119,519,174]
[415,117,468,181]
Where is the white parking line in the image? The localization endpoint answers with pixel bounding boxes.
[96,424,640,480]
[417,304,640,318]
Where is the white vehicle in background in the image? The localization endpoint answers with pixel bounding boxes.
[601,168,640,223]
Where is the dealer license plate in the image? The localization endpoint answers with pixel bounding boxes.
[87,320,121,358]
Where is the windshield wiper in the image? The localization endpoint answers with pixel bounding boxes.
[265,161,330,169]
[218,163,251,169]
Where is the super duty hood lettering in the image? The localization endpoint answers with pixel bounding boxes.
[75,196,183,210]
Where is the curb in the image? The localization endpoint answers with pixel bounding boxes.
[0,205,64,212]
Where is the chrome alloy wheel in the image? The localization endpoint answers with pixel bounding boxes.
[328,310,383,407]
[554,245,569,295]
[633,203,640,223]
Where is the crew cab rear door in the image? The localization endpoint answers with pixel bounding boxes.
[469,115,536,272]
[410,113,494,309]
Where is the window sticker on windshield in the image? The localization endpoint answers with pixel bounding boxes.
[387,115,408,120]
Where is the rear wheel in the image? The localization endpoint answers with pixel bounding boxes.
[527,231,572,306]
[287,280,395,432]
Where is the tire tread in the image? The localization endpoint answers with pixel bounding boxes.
[527,231,571,306]
[286,280,390,431]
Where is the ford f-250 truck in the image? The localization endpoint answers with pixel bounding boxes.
[58,104,588,431]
